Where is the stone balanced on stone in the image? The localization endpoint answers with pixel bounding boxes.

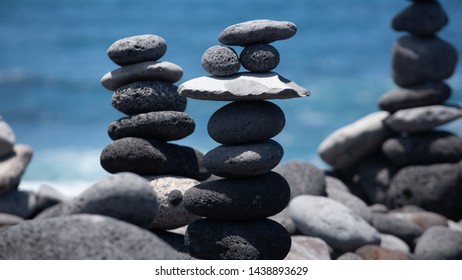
[318,0,462,221]
[99,35,210,230]
[179,19,310,259]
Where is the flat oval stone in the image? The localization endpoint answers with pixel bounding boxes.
[178,72,309,101]
[382,131,462,166]
[101,61,183,91]
[392,1,448,36]
[0,117,15,158]
[384,105,462,133]
[107,34,167,66]
[100,137,210,181]
[203,139,284,178]
[414,226,462,260]
[183,172,290,221]
[355,245,411,260]
[379,82,451,113]
[201,45,240,77]
[370,213,423,246]
[219,19,297,46]
[112,81,186,115]
[0,144,33,195]
[208,100,285,144]
[240,44,280,72]
[108,111,195,141]
[392,35,457,87]
[185,218,291,260]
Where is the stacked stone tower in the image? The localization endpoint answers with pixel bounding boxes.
[179,19,309,259]
[99,34,210,182]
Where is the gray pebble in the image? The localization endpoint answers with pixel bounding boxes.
[112,81,186,115]
[0,117,15,158]
[107,34,167,66]
[203,139,284,178]
[0,144,33,195]
[208,100,285,145]
[326,183,372,223]
[0,189,37,218]
[240,44,280,72]
[108,111,195,141]
[0,213,23,227]
[201,45,240,77]
[414,226,462,259]
[370,213,423,246]
[392,1,448,36]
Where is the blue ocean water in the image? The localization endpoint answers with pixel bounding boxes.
[1,0,461,192]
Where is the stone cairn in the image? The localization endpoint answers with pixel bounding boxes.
[319,0,462,221]
[179,19,310,259]
[99,34,210,231]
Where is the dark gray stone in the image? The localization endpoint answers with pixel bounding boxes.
[392,1,448,36]
[34,184,70,216]
[0,214,183,259]
[0,189,37,218]
[219,19,297,46]
[36,173,157,229]
[240,44,280,72]
[201,45,240,77]
[0,117,15,158]
[414,226,462,260]
[203,139,283,178]
[100,137,210,181]
[101,61,183,91]
[392,35,457,87]
[107,34,167,66]
[185,218,291,260]
[108,111,195,141]
[208,100,285,145]
[184,172,290,221]
[326,183,372,223]
[386,163,462,221]
[273,160,326,198]
[378,82,451,113]
[370,213,423,246]
[382,131,462,166]
[0,144,33,195]
[112,81,186,115]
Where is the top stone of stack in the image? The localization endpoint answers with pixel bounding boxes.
[107,34,167,66]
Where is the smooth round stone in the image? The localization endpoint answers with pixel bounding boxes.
[101,61,183,91]
[269,208,297,234]
[414,226,462,260]
[0,214,183,259]
[0,117,15,158]
[107,34,167,66]
[219,19,297,46]
[336,252,363,260]
[185,218,291,260]
[203,139,284,178]
[183,172,290,221]
[208,100,285,145]
[355,245,411,260]
[289,195,381,252]
[100,137,210,181]
[108,111,195,141]
[392,35,457,87]
[392,1,448,36]
[384,105,462,133]
[0,144,33,195]
[370,213,423,246]
[273,160,326,198]
[380,234,410,254]
[0,189,37,219]
[389,210,448,231]
[201,45,240,77]
[112,81,186,115]
[240,44,280,72]
[318,111,391,171]
[285,236,332,260]
[179,72,309,101]
[386,163,462,221]
[36,173,157,229]
[326,183,372,223]
[0,213,23,227]
[382,131,462,166]
[146,176,201,230]
[379,82,451,113]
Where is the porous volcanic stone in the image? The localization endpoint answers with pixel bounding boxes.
[108,111,195,141]
[219,19,297,46]
[0,117,15,158]
[185,218,291,260]
[112,81,186,115]
[183,172,290,221]
[107,34,167,66]
[382,131,462,166]
[392,35,457,87]
[208,100,285,145]
[240,44,280,72]
[203,139,283,178]
[100,137,210,181]
[378,82,451,113]
[392,1,448,36]
[414,226,462,260]
[201,45,240,77]
[0,144,33,195]
[101,61,183,91]
[0,214,183,259]
[178,72,309,101]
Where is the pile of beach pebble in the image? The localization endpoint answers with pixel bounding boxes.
[179,19,309,260]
